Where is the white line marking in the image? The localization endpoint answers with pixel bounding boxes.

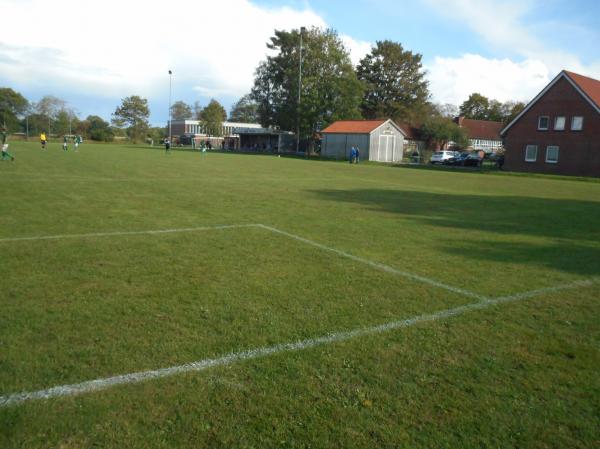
[257,224,486,300]
[1,277,596,407]
[0,224,260,243]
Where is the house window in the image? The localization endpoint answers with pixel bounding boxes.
[571,116,583,130]
[525,145,538,162]
[546,146,559,163]
[554,116,565,130]
[538,116,549,130]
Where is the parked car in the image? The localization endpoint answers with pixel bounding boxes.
[430,150,459,164]
[443,152,470,165]
[463,152,483,167]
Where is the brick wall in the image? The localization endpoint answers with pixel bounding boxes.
[503,77,600,177]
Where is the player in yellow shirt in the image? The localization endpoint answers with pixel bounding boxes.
[40,131,47,150]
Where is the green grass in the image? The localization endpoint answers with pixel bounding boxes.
[1,141,599,448]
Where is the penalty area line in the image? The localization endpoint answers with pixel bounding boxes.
[0,277,596,407]
[0,224,261,243]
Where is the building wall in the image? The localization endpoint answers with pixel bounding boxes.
[504,77,600,177]
[369,123,405,162]
[321,133,370,160]
[469,138,503,153]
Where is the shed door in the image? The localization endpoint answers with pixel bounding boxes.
[378,135,396,162]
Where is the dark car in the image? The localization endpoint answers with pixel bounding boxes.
[463,153,483,167]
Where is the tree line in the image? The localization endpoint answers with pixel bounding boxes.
[0,26,527,148]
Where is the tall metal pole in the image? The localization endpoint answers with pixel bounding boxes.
[296,27,305,155]
[168,70,173,144]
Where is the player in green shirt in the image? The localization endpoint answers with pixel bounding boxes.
[62,135,69,151]
[74,135,82,152]
[1,128,15,161]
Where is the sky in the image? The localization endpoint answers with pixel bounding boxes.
[1,0,599,126]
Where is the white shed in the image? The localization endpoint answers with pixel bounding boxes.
[320,119,406,162]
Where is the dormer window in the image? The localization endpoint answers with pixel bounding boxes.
[554,116,565,130]
[571,116,583,130]
[538,116,549,130]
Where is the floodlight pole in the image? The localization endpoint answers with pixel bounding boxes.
[296,27,305,156]
[168,70,173,144]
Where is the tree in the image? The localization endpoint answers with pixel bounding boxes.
[86,115,114,141]
[501,100,527,124]
[112,95,150,143]
[229,94,259,123]
[252,27,363,145]
[459,93,490,120]
[201,99,227,136]
[33,95,66,133]
[170,101,192,120]
[193,101,203,120]
[433,103,459,119]
[421,116,469,150]
[147,126,166,144]
[53,108,78,135]
[357,40,430,123]
[459,93,527,124]
[0,88,29,131]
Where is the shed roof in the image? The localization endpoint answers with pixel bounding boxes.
[321,120,387,134]
[460,118,503,140]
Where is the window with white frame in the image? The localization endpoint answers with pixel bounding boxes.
[525,145,538,162]
[571,116,583,130]
[554,116,565,130]
[538,116,549,130]
[546,146,559,163]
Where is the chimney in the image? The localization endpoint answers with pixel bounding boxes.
[454,116,465,126]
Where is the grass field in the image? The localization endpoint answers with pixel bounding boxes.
[1,141,599,448]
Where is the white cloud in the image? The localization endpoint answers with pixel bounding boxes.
[0,0,327,101]
[423,0,600,79]
[426,54,550,105]
[340,35,372,66]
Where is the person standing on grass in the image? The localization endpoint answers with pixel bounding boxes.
[62,135,69,151]
[74,135,82,152]
[355,146,360,163]
[40,131,47,150]
[164,137,171,153]
[1,128,15,161]
[350,146,356,164]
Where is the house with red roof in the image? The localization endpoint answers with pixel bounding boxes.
[501,70,600,177]
[321,119,406,162]
[455,117,504,154]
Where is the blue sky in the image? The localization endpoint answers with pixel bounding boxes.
[0,0,598,126]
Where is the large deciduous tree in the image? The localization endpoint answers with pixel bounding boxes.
[229,94,259,123]
[0,87,29,131]
[201,99,227,136]
[33,95,67,133]
[459,93,490,120]
[252,27,363,143]
[85,115,114,141]
[112,95,150,143]
[459,93,527,124]
[500,100,527,124]
[421,116,469,150]
[170,101,192,120]
[357,40,430,123]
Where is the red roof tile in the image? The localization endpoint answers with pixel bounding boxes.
[321,120,387,134]
[460,118,503,140]
[564,70,600,109]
